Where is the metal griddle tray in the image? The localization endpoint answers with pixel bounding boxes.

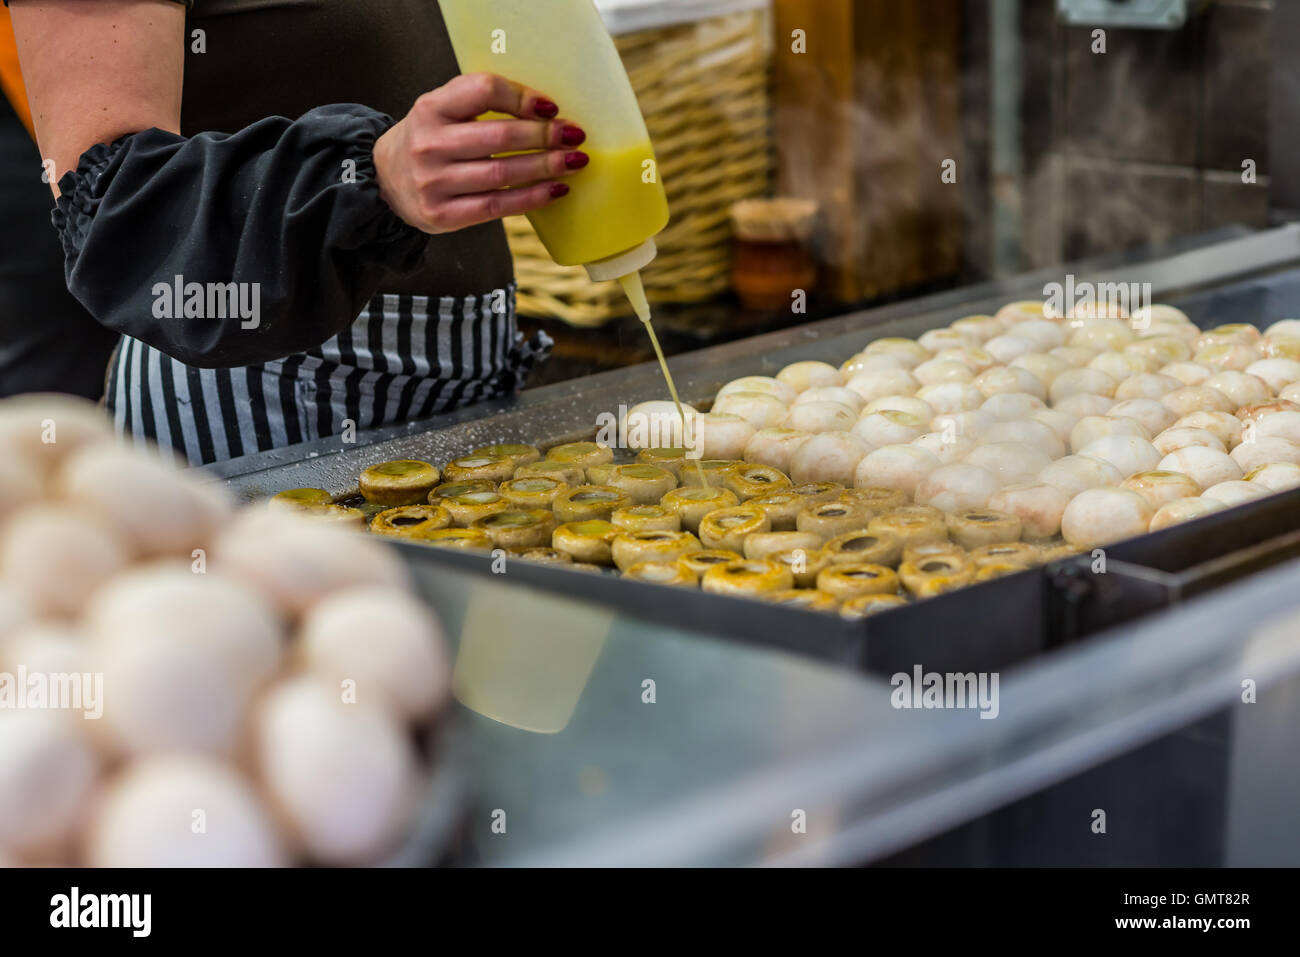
[216,226,1300,678]
[386,480,1300,679]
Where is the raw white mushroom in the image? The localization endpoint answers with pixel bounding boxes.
[1006,320,1066,351]
[796,386,867,414]
[0,709,98,856]
[950,315,1005,342]
[0,506,129,618]
[783,401,857,435]
[788,432,873,486]
[1077,435,1162,478]
[1037,455,1124,497]
[1061,488,1153,547]
[214,510,409,618]
[983,335,1037,364]
[932,409,995,439]
[88,754,285,867]
[1152,427,1227,456]
[862,338,929,369]
[980,391,1047,421]
[1244,358,1300,393]
[0,394,113,473]
[1053,393,1116,418]
[914,463,1001,511]
[916,381,984,414]
[918,328,977,353]
[710,392,789,431]
[256,677,418,866]
[963,442,1052,486]
[913,358,975,386]
[845,369,921,404]
[623,400,698,450]
[1050,368,1117,403]
[1162,385,1236,417]
[841,352,908,376]
[1194,343,1260,371]
[1149,497,1225,531]
[1158,447,1243,488]
[298,586,449,721]
[1201,481,1269,507]
[979,420,1066,459]
[1160,361,1216,386]
[852,410,927,447]
[1011,352,1071,388]
[743,429,812,473]
[936,346,998,373]
[1107,399,1177,438]
[693,412,756,460]
[1126,337,1192,366]
[1028,408,1080,443]
[1172,410,1243,449]
[1202,371,1271,409]
[1230,436,1300,472]
[1252,410,1300,444]
[1069,416,1150,455]
[1121,470,1203,510]
[715,376,797,405]
[854,445,942,498]
[56,444,232,558]
[776,360,842,392]
[1114,373,1182,401]
[864,395,934,422]
[987,482,1070,541]
[1244,461,1300,492]
[1089,351,1153,381]
[912,431,976,464]
[85,564,283,697]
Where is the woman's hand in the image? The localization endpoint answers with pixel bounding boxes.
[373,72,587,234]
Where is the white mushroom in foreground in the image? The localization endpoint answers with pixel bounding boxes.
[1037,455,1124,497]
[88,754,285,868]
[256,677,419,866]
[298,586,449,721]
[1149,497,1225,532]
[987,482,1070,541]
[694,412,756,460]
[854,445,942,498]
[788,432,872,485]
[1201,481,1270,508]
[743,428,812,473]
[914,463,1001,512]
[1061,488,1153,547]
[1157,447,1243,488]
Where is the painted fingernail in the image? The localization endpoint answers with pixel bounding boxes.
[565,151,590,170]
[535,98,559,119]
[561,125,586,146]
[550,183,571,198]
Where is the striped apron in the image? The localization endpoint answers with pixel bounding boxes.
[105,283,552,466]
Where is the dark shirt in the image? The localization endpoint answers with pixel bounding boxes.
[11,0,513,369]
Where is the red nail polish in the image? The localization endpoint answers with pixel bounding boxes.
[535,98,559,119]
[550,183,570,198]
[561,125,586,146]
[565,151,590,170]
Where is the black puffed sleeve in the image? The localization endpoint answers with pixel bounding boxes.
[51,106,430,369]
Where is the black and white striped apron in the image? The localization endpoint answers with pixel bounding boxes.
[105,283,552,466]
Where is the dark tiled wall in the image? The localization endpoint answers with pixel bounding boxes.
[1021,0,1272,267]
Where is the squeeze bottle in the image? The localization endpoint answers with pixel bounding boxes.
[439,0,670,320]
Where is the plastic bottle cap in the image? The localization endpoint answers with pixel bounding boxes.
[584,239,658,283]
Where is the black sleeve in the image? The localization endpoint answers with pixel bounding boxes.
[51,105,431,369]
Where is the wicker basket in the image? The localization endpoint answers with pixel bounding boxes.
[508,7,773,326]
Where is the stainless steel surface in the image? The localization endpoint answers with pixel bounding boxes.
[211,225,1300,499]
[415,544,1300,866]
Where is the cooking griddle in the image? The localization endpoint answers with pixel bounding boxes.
[215,226,1300,676]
